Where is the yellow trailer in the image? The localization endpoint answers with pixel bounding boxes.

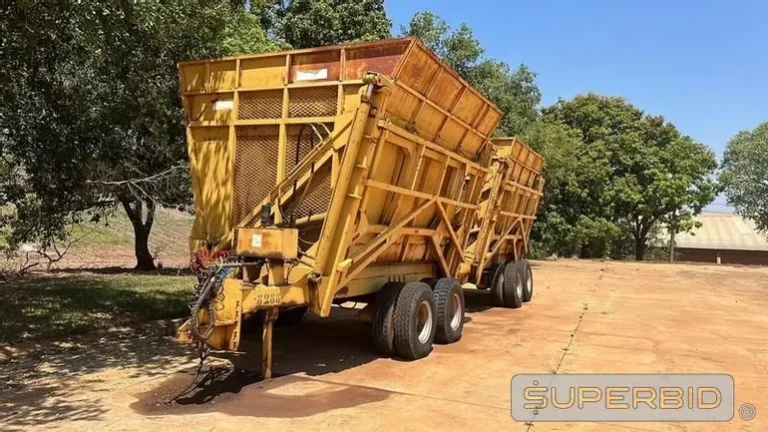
[462,137,544,307]
[176,38,541,377]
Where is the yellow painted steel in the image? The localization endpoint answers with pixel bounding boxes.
[462,137,544,285]
[177,38,542,357]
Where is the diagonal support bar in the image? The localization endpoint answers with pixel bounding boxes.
[435,201,465,263]
[487,217,524,260]
[214,118,353,251]
[337,199,435,287]
[430,235,451,277]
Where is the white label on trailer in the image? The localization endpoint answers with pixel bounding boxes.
[214,100,234,111]
[296,68,328,81]
[251,234,263,248]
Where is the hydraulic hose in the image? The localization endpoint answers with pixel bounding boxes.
[189,273,217,341]
[189,265,237,342]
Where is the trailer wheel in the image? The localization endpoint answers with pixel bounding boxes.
[393,281,437,360]
[519,259,533,302]
[372,281,405,356]
[503,262,524,309]
[433,278,464,344]
[490,263,506,307]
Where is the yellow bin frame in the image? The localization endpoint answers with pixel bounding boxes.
[177,38,542,376]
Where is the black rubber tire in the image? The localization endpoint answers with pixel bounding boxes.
[490,263,506,307]
[393,281,436,360]
[519,259,533,302]
[372,281,405,356]
[276,305,308,326]
[433,278,465,344]
[503,261,524,309]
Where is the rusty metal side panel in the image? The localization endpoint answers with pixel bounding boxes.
[344,43,408,80]
[389,40,503,160]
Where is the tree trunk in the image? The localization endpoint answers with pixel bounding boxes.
[117,193,156,271]
[132,221,155,270]
[669,210,678,263]
[669,229,676,262]
[634,235,647,261]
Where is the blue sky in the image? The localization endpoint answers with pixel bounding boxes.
[387,0,767,211]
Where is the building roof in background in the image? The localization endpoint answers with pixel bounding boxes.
[676,212,768,251]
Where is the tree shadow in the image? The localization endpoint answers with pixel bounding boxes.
[1,288,509,426]
[0,273,193,343]
[0,329,195,429]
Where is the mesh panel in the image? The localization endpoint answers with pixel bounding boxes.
[232,126,279,228]
[285,123,333,173]
[239,90,283,119]
[289,86,338,118]
[285,125,319,174]
[282,162,333,221]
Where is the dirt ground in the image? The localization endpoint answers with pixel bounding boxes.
[2,260,767,431]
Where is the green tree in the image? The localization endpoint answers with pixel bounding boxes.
[720,122,768,233]
[540,94,718,260]
[471,61,540,138]
[256,0,392,49]
[222,8,286,55]
[1,1,265,270]
[401,11,540,137]
[524,120,620,257]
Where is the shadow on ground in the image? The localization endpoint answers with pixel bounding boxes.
[1,288,500,426]
[463,287,494,313]
[0,272,193,343]
[0,330,194,430]
[131,307,386,418]
[131,290,499,418]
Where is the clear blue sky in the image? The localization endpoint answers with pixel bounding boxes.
[387,0,767,211]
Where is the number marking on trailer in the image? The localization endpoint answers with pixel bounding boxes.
[254,290,282,307]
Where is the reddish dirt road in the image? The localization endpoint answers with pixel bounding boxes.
[2,260,767,431]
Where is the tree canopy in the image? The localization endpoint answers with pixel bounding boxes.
[720,122,768,234]
[530,94,718,259]
[1,1,266,269]
[256,0,392,49]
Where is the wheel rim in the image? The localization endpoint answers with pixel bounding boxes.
[417,300,433,344]
[449,292,462,330]
[498,272,504,291]
[526,267,533,296]
[516,275,523,299]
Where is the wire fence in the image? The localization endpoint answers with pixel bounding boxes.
[3,207,194,273]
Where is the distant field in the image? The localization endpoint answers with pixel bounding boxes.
[6,207,194,271]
